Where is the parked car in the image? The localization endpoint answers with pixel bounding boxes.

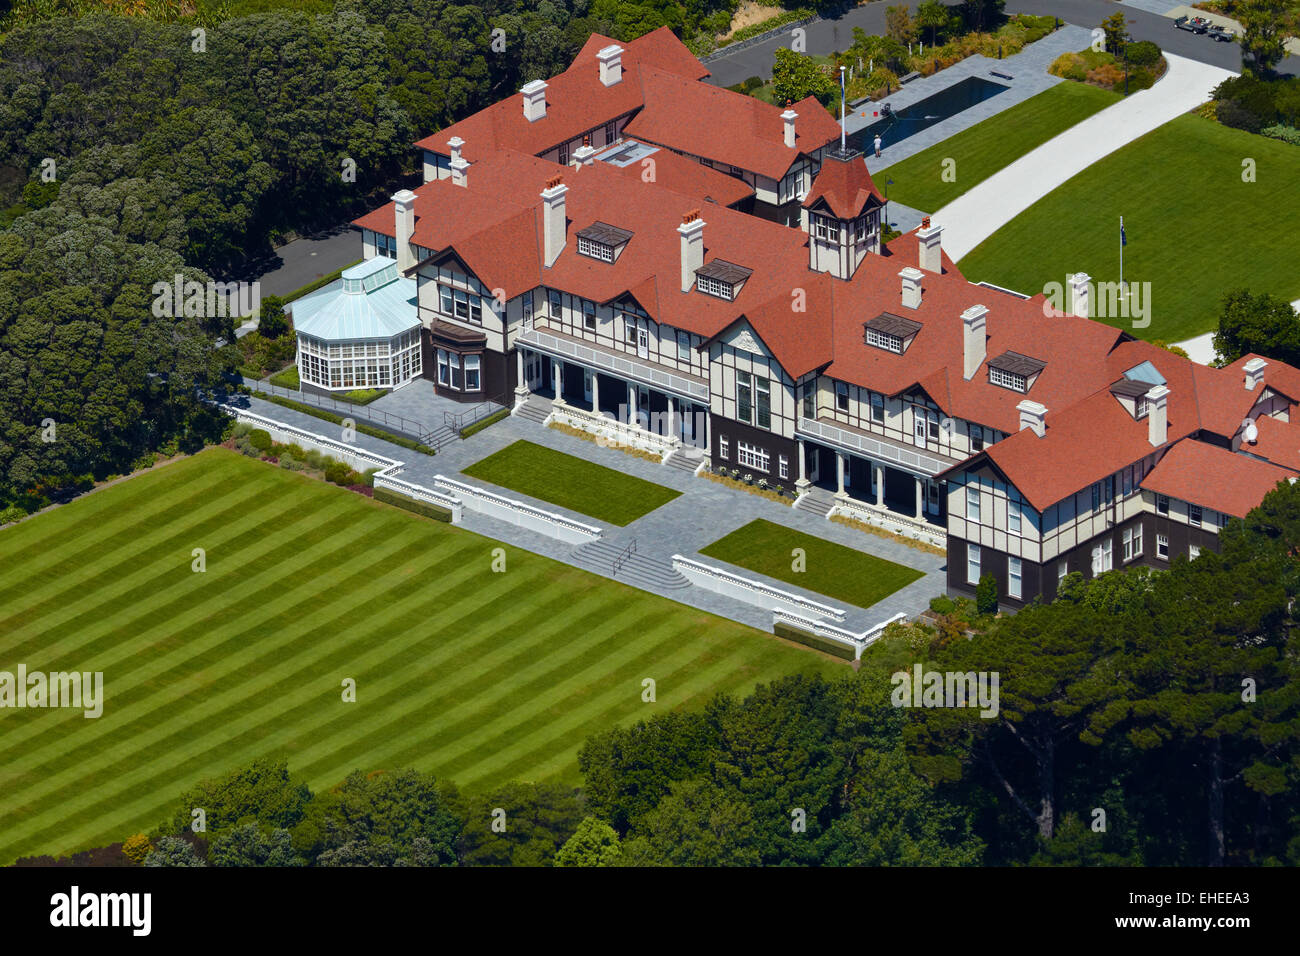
[1174,14,1208,33]
[1207,24,1234,42]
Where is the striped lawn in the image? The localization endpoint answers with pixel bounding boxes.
[0,448,838,864]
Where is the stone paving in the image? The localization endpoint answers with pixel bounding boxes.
[855,25,1095,184]
[236,392,947,637]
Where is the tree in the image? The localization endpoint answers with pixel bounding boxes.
[121,834,152,865]
[1237,0,1300,75]
[771,47,836,109]
[975,572,998,615]
[958,0,1005,32]
[454,782,584,866]
[554,817,622,866]
[1100,12,1131,54]
[210,824,302,867]
[145,836,206,867]
[885,4,915,44]
[257,294,289,340]
[163,758,312,840]
[1212,288,1300,367]
[625,778,761,867]
[916,0,951,46]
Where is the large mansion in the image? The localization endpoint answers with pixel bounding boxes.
[334,27,1300,608]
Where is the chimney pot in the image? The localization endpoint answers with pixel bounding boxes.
[597,44,624,86]
[391,189,417,272]
[961,304,988,380]
[1145,384,1169,447]
[781,109,798,148]
[541,178,568,268]
[1017,400,1047,438]
[899,267,923,309]
[521,79,548,122]
[677,214,706,293]
[1244,357,1267,391]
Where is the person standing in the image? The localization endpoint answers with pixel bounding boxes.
[874,134,882,157]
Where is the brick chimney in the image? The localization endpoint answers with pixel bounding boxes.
[450,156,469,187]
[521,80,548,122]
[678,210,705,293]
[1146,384,1169,446]
[391,189,417,272]
[917,216,942,273]
[781,109,798,148]
[447,136,464,166]
[1017,400,1047,438]
[962,304,988,380]
[899,267,923,309]
[598,44,623,86]
[1069,272,1091,318]
[573,135,596,167]
[541,176,567,268]
[1244,357,1267,390]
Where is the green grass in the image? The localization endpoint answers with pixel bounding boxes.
[959,113,1300,342]
[462,440,681,526]
[268,365,299,389]
[699,518,925,609]
[877,82,1120,212]
[0,448,838,864]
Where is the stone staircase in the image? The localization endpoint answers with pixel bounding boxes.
[664,447,705,474]
[570,540,691,590]
[514,398,552,425]
[420,423,458,450]
[794,487,836,518]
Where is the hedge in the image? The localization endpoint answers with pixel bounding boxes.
[460,408,510,439]
[773,621,856,661]
[283,259,364,305]
[373,486,454,522]
[259,394,435,456]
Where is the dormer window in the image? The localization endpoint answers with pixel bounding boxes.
[864,313,921,354]
[695,260,752,301]
[575,222,632,263]
[987,352,1046,393]
[1108,377,1152,418]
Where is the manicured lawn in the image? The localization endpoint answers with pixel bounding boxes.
[462,439,681,525]
[699,518,925,609]
[877,82,1120,212]
[0,448,837,864]
[958,114,1300,342]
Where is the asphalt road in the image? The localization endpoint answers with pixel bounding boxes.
[703,0,1296,86]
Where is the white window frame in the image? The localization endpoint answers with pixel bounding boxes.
[737,441,770,472]
[778,455,789,480]
[989,365,1027,392]
[1157,533,1169,560]
[464,353,481,392]
[1008,556,1022,600]
[677,330,690,360]
[966,485,980,524]
[1189,544,1201,560]
[967,543,981,585]
[719,435,729,460]
[866,327,903,354]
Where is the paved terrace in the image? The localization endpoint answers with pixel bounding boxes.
[237,393,946,639]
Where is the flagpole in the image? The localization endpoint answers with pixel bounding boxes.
[1119,215,1124,296]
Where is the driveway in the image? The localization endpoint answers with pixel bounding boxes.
[930,52,1237,262]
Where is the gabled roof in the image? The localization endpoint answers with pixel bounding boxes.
[597,140,754,207]
[1142,440,1295,518]
[803,149,884,218]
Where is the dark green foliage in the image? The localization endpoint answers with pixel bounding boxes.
[975,572,997,615]
[161,759,312,841]
[773,620,856,660]
[1212,75,1300,131]
[257,294,288,340]
[247,429,273,452]
[1124,39,1161,67]
[145,836,206,867]
[453,782,584,866]
[372,485,453,521]
[1213,287,1300,366]
[209,824,303,867]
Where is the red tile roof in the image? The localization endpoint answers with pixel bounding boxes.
[803,151,884,218]
[1142,440,1296,518]
[1241,414,1300,473]
[605,144,754,207]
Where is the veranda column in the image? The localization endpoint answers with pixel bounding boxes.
[514,348,529,410]
[591,370,601,414]
[667,395,679,444]
[796,438,810,493]
[552,358,566,406]
[873,463,884,506]
[915,476,924,518]
[836,450,847,499]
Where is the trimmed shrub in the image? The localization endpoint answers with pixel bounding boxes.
[773,621,856,661]
[122,834,152,865]
[975,573,998,616]
[322,460,352,485]
[1126,40,1161,66]
[460,408,510,439]
[373,486,453,521]
[929,595,957,615]
[247,429,273,452]
[259,395,436,456]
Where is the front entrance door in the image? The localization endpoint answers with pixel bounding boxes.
[636,324,649,360]
[807,445,820,483]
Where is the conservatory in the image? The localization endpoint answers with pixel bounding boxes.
[290,257,422,391]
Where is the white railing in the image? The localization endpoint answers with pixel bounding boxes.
[830,496,946,548]
[222,404,465,522]
[550,403,679,456]
[773,609,909,660]
[434,475,603,545]
[671,555,846,622]
[520,328,710,402]
[798,416,949,476]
